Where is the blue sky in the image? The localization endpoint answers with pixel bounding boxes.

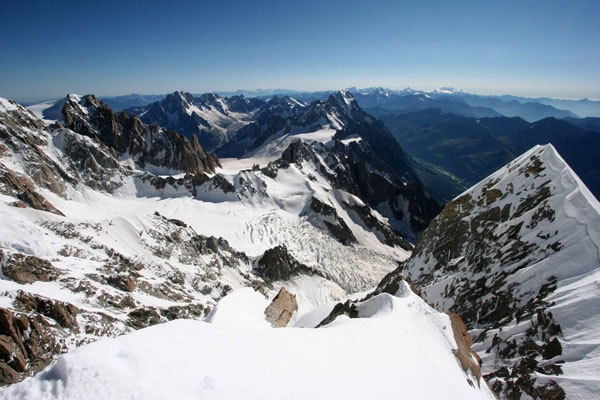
[1,0,599,102]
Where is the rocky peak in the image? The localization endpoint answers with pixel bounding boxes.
[61,94,219,176]
[256,245,304,281]
[391,144,600,399]
[225,94,265,114]
[164,91,194,108]
[198,92,227,114]
[329,89,358,114]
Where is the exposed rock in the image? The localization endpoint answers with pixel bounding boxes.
[264,287,298,327]
[0,166,64,215]
[167,218,187,228]
[1,253,60,284]
[368,272,421,299]
[346,202,412,249]
[308,197,357,246]
[0,307,64,385]
[14,291,80,331]
[446,311,482,386]
[160,304,205,321]
[127,307,162,329]
[256,245,309,281]
[62,94,220,176]
[316,300,359,327]
[106,274,137,292]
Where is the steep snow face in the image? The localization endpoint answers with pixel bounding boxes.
[398,144,600,399]
[0,283,496,400]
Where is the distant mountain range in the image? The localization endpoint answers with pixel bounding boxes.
[96,87,600,120]
[376,109,600,202]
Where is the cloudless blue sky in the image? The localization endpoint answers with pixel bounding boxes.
[1,0,599,101]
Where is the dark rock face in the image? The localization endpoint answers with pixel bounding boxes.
[316,300,359,328]
[264,287,298,327]
[62,94,220,176]
[307,197,357,246]
[0,307,63,385]
[256,245,307,281]
[1,252,61,284]
[14,291,80,332]
[127,307,162,329]
[0,167,64,215]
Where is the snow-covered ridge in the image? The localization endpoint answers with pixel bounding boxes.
[0,285,496,400]
[398,143,600,399]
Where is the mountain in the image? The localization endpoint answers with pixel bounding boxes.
[375,144,600,399]
[453,94,579,122]
[217,90,440,235]
[100,94,166,112]
[3,90,599,399]
[561,116,600,132]
[135,91,264,151]
[351,87,501,119]
[0,94,423,385]
[378,109,600,202]
[495,95,600,118]
[61,94,220,176]
[348,87,584,122]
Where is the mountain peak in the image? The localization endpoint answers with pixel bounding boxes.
[327,90,358,114]
[393,143,600,399]
[165,91,194,105]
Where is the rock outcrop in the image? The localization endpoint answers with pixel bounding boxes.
[256,245,309,281]
[264,287,298,327]
[0,307,63,385]
[446,311,482,386]
[1,252,61,284]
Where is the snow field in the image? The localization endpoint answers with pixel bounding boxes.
[0,284,496,400]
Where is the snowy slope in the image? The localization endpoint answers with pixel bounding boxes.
[0,95,412,383]
[0,284,496,400]
[392,144,600,399]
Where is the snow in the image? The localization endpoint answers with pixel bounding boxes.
[340,134,362,146]
[238,127,337,166]
[407,144,600,399]
[0,283,495,400]
[26,100,60,123]
[0,98,19,112]
[204,287,271,329]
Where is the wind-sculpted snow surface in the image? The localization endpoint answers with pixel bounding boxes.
[0,285,496,400]
[394,144,600,399]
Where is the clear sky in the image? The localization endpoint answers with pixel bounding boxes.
[1,0,599,102]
